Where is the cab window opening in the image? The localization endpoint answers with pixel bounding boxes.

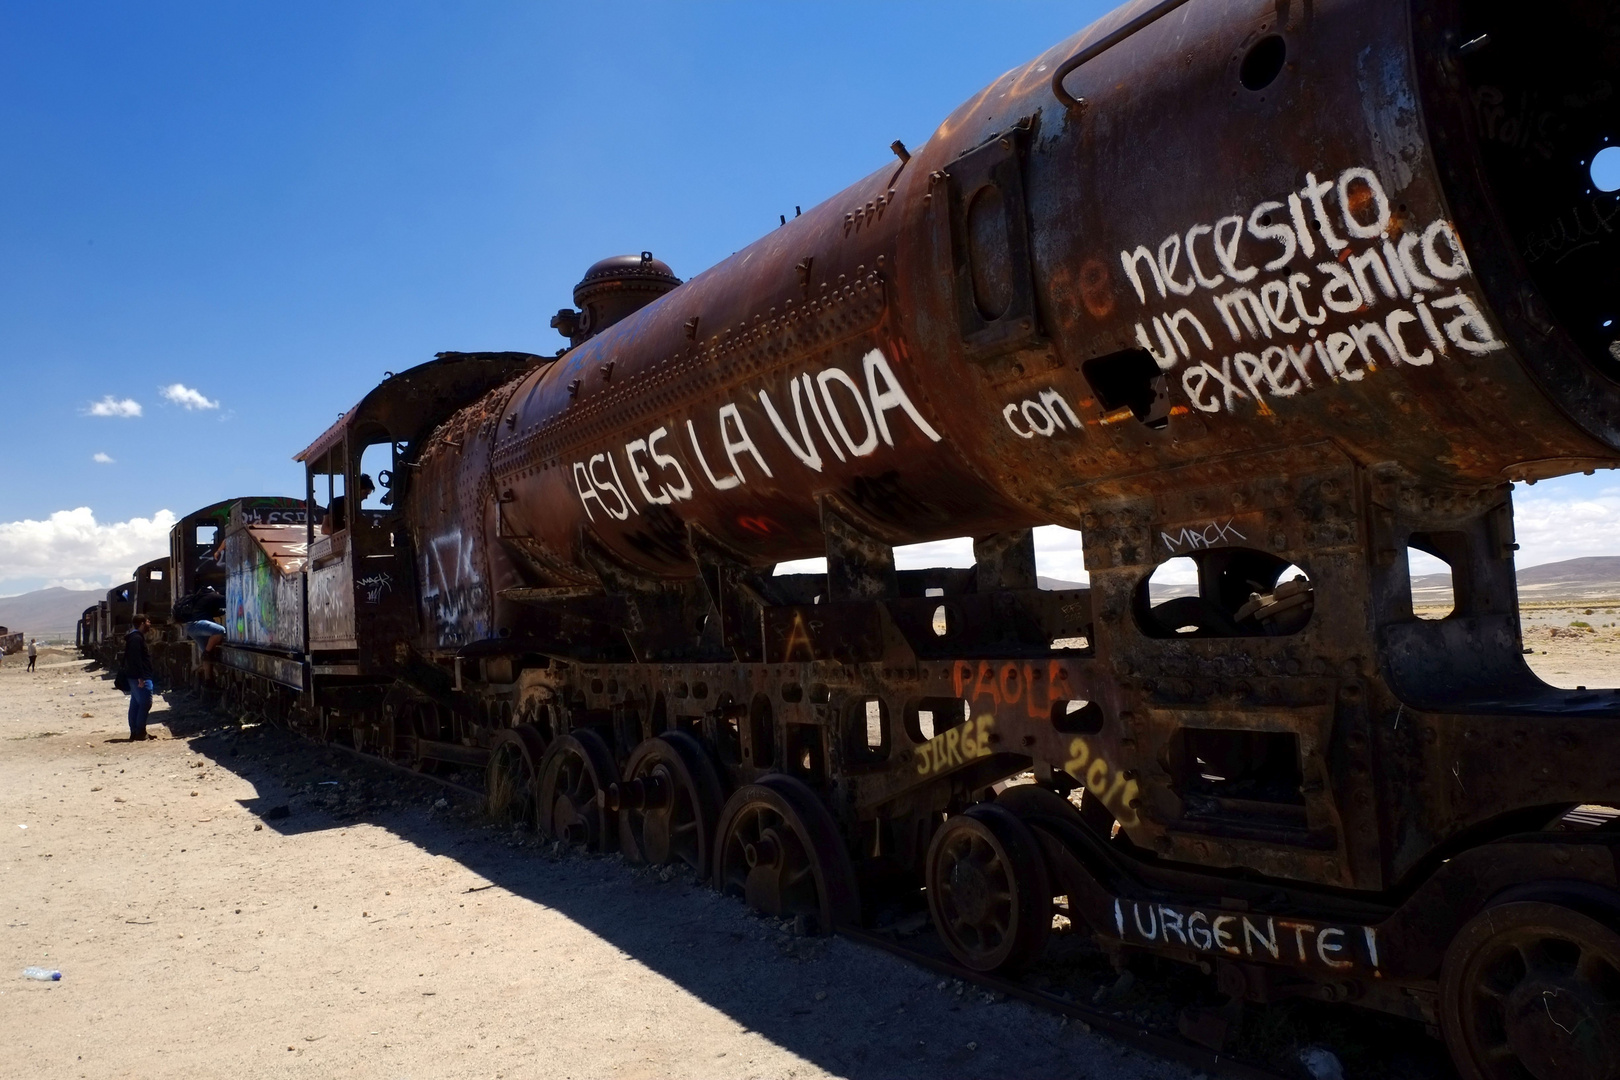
[1406,545,1456,620]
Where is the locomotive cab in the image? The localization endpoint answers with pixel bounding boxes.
[295,352,542,682]
[300,424,414,675]
[159,496,305,688]
[132,557,171,626]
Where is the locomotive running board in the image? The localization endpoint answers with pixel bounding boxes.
[218,645,305,691]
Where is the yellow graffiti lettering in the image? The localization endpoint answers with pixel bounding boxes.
[1064,736,1092,775]
[915,716,998,777]
[782,612,814,662]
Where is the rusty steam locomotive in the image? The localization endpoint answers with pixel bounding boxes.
[86,0,1620,1074]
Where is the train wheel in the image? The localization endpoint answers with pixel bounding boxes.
[1440,900,1620,1080]
[612,731,723,873]
[713,774,859,934]
[536,730,618,851]
[486,725,548,827]
[925,802,1052,972]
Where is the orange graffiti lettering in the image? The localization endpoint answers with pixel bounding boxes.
[999,664,1021,705]
[972,662,999,706]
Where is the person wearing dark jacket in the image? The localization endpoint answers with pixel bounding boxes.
[123,615,157,741]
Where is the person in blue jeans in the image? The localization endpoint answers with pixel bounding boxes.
[185,618,227,686]
[123,614,156,740]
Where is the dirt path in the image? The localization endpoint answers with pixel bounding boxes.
[0,654,1196,1080]
[1519,602,1620,689]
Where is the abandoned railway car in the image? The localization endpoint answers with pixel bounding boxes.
[93,0,1620,1075]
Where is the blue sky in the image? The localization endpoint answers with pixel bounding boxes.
[0,1,1616,594]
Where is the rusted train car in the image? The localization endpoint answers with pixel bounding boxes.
[75,606,98,655]
[92,581,135,668]
[108,0,1620,1074]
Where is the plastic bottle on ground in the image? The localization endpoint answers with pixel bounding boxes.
[22,967,61,981]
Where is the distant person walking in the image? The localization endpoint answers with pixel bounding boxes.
[123,615,156,741]
[26,638,37,672]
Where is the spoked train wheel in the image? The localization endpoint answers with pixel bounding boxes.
[611,731,723,874]
[714,774,859,934]
[485,724,549,827]
[1441,899,1620,1080]
[535,730,618,851]
[925,802,1052,972]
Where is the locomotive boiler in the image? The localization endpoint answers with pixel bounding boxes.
[114,0,1620,1075]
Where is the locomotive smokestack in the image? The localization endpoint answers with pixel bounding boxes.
[550,252,681,349]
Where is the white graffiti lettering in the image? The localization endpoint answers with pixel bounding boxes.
[1160,518,1248,554]
[1116,164,1503,418]
[568,349,939,522]
[1112,897,1381,971]
[1003,387,1083,439]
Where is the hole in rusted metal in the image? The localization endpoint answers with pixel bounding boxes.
[1592,145,1620,192]
[1239,35,1286,91]
[1035,524,1087,589]
[1174,728,1306,822]
[787,724,825,783]
[750,693,775,767]
[1051,699,1104,734]
[1137,549,1313,637]
[1407,546,1455,620]
[847,698,890,763]
[714,694,743,765]
[1081,349,1170,429]
[906,697,968,744]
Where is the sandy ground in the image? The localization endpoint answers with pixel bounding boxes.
[0,651,1197,1080]
[1517,602,1620,689]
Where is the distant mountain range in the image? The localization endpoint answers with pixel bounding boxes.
[1414,555,1620,606]
[0,586,103,640]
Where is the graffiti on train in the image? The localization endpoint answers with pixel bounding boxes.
[1116,165,1503,416]
[571,348,941,521]
[419,528,488,646]
[1112,897,1382,973]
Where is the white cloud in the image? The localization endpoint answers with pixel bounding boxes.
[0,508,176,594]
[92,452,114,464]
[1513,480,1620,567]
[162,383,219,410]
[86,396,142,418]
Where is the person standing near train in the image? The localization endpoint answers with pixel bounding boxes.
[123,615,156,741]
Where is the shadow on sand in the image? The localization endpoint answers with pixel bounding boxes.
[151,690,1122,1080]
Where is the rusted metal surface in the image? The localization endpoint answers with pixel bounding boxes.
[93,3,1620,1075]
